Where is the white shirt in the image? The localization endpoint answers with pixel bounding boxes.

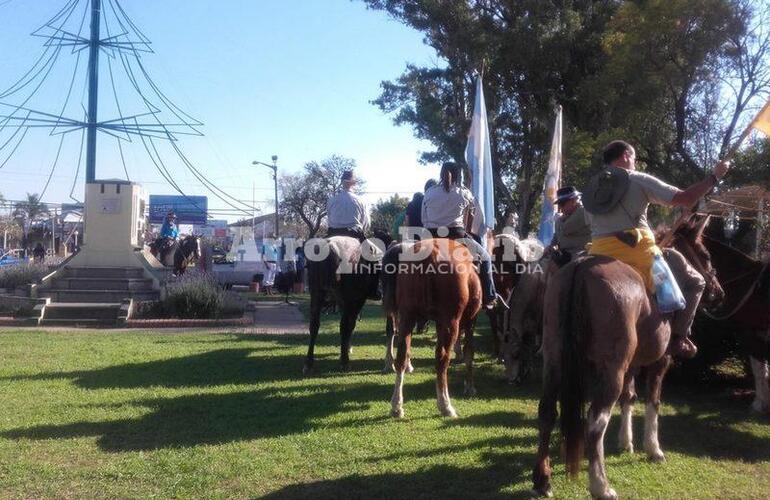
[421,184,475,229]
[327,190,370,231]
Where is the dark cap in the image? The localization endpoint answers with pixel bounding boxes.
[555,186,581,205]
[341,170,357,183]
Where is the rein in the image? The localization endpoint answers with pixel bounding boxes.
[702,261,769,321]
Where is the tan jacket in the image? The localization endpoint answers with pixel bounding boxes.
[554,205,591,256]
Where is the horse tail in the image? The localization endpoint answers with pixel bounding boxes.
[381,244,401,315]
[559,260,586,478]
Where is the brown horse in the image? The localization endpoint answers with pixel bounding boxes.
[383,238,482,418]
[678,228,770,413]
[149,235,201,275]
[532,217,723,499]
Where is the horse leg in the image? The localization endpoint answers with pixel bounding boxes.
[382,315,396,374]
[618,371,638,454]
[750,356,770,415]
[390,315,415,418]
[463,317,477,397]
[644,356,672,462]
[436,319,460,418]
[532,364,559,498]
[587,372,623,500]
[303,287,323,376]
[453,337,463,363]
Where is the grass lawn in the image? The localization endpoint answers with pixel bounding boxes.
[1,300,769,499]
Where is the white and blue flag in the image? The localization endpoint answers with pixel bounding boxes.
[465,75,495,237]
[537,106,562,245]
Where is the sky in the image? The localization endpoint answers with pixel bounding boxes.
[0,0,442,221]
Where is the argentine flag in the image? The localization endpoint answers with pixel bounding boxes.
[538,106,562,245]
[465,75,495,237]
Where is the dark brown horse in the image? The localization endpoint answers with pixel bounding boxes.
[677,226,770,413]
[532,217,723,499]
[149,235,201,275]
[383,238,482,418]
[303,236,383,375]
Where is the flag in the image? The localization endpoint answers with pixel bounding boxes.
[750,99,770,135]
[537,106,562,245]
[465,75,495,237]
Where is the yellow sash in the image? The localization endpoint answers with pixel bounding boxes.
[588,228,661,292]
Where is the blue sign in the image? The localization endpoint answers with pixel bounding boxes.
[149,195,208,224]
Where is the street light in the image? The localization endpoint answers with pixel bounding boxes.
[252,155,279,237]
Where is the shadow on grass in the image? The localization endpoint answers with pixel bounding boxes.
[258,455,535,500]
[1,342,396,388]
[1,378,448,451]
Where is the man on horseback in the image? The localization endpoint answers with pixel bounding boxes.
[327,170,369,241]
[421,161,501,309]
[583,140,730,358]
[154,210,179,263]
[550,186,591,262]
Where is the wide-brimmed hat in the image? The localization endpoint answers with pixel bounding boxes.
[555,186,581,205]
[582,167,630,215]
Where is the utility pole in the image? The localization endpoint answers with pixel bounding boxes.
[85,0,101,184]
[252,155,279,236]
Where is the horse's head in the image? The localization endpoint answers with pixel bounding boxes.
[492,234,544,298]
[671,215,725,307]
[181,235,201,262]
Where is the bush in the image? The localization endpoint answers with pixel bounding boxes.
[164,272,244,319]
[0,263,48,291]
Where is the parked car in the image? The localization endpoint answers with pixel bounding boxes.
[0,250,24,267]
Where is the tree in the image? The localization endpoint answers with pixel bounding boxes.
[12,193,49,255]
[279,155,363,237]
[370,194,409,236]
[363,0,770,233]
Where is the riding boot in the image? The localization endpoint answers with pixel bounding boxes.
[479,260,507,310]
[663,249,706,359]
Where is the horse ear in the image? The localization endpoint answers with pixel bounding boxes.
[694,215,711,239]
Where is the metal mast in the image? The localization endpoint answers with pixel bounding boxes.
[85,0,101,184]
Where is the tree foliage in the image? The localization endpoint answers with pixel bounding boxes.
[363,0,770,233]
[12,193,49,251]
[278,155,363,237]
[370,194,409,236]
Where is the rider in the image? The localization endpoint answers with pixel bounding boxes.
[550,186,591,262]
[583,140,730,359]
[421,161,501,310]
[160,210,179,240]
[327,170,369,241]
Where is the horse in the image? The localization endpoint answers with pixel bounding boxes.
[383,238,482,418]
[532,216,724,499]
[676,226,770,414]
[490,234,548,383]
[303,235,383,375]
[149,235,201,276]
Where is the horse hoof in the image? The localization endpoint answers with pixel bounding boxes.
[406,362,414,374]
[390,407,404,419]
[440,407,458,418]
[751,400,770,415]
[620,444,634,454]
[647,450,666,463]
[596,488,617,500]
[531,488,553,498]
[382,364,395,374]
[302,363,314,376]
